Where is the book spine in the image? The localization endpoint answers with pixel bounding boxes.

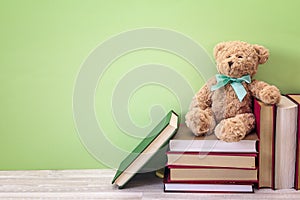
[286,94,300,190]
[254,99,276,189]
[253,99,262,188]
[164,188,254,193]
[165,179,258,184]
[254,99,261,138]
[167,152,258,157]
[296,104,300,190]
[164,167,258,184]
[271,103,276,190]
[269,101,276,190]
[166,179,258,184]
[167,165,257,170]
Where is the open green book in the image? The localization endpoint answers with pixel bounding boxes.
[112,110,179,188]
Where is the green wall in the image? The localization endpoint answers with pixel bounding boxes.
[1,0,300,170]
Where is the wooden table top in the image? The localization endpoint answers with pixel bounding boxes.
[0,169,299,199]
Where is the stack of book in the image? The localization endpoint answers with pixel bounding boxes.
[164,125,258,193]
[112,94,300,192]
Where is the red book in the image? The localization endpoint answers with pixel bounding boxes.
[167,165,258,182]
[254,98,276,189]
[167,152,257,169]
[286,94,300,190]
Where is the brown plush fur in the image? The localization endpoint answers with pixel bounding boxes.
[185,41,280,142]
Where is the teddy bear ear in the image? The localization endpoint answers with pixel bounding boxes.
[253,44,269,64]
[213,42,227,59]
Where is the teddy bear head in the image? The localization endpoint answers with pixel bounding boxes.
[213,41,269,78]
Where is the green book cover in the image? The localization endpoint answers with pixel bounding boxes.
[111,110,179,188]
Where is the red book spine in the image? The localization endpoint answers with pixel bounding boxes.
[253,99,262,188]
[164,167,258,184]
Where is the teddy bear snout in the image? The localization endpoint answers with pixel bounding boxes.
[228,61,234,67]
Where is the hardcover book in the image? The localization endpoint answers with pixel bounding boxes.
[254,98,276,189]
[164,182,254,193]
[169,124,258,153]
[167,152,257,169]
[112,110,179,188]
[274,95,297,189]
[286,94,300,190]
[168,166,257,182]
[164,168,254,193]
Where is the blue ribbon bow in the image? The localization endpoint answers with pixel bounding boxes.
[211,74,251,102]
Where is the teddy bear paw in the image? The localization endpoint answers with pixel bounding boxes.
[214,118,246,142]
[185,108,216,136]
[259,85,281,105]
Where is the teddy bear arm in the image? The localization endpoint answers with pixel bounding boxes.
[186,84,215,136]
[249,80,280,104]
[189,84,212,110]
[249,80,267,98]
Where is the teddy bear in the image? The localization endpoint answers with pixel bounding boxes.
[185,41,281,142]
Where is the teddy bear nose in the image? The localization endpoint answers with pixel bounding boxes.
[228,61,234,67]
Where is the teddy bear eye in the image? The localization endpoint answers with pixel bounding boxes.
[226,55,231,58]
[238,55,243,58]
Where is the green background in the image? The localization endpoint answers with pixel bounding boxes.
[1,0,300,170]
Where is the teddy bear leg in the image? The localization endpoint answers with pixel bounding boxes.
[185,107,216,136]
[214,113,255,142]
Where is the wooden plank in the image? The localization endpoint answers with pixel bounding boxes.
[0,192,143,199]
[0,169,300,199]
